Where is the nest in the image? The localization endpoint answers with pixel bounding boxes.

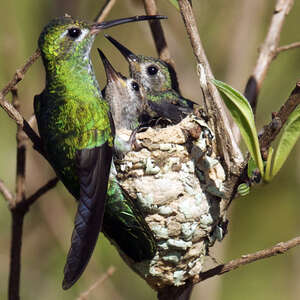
[114,115,227,290]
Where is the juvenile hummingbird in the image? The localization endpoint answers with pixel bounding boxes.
[97,48,156,263]
[105,35,195,125]
[34,15,165,289]
[99,48,144,132]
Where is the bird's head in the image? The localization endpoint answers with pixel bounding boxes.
[105,35,178,93]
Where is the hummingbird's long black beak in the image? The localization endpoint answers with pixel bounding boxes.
[104,35,138,62]
[97,48,125,83]
[91,15,167,34]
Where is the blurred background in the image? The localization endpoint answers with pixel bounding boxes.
[0,0,299,299]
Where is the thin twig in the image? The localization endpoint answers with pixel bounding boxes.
[12,88,27,208]
[0,92,43,155]
[198,236,300,282]
[276,41,300,55]
[259,81,300,156]
[7,177,59,300]
[24,177,59,208]
[143,0,176,69]
[244,0,294,113]
[0,179,14,204]
[0,95,24,127]
[9,87,27,300]
[94,0,116,23]
[1,50,40,97]
[76,266,116,300]
[9,210,25,300]
[158,235,300,298]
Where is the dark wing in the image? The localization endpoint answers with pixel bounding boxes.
[62,142,112,290]
[148,99,193,124]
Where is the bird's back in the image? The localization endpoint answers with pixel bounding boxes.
[34,91,113,198]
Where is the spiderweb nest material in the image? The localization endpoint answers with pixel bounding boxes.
[114,114,228,290]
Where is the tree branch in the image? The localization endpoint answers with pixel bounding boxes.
[276,41,300,55]
[259,80,300,156]
[0,179,14,204]
[76,266,116,300]
[8,87,27,300]
[0,51,43,155]
[1,50,40,98]
[177,0,243,174]
[9,210,25,300]
[0,92,43,155]
[158,235,300,299]
[142,0,176,69]
[24,177,59,208]
[94,0,116,23]
[12,88,27,208]
[235,80,300,202]
[244,0,294,112]
[198,236,300,282]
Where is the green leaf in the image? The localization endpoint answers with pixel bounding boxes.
[212,79,264,176]
[264,147,274,183]
[247,156,257,179]
[272,105,300,177]
[168,0,180,11]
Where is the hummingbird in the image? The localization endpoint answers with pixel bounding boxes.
[34,15,165,289]
[105,35,195,125]
[98,48,144,132]
[97,48,156,263]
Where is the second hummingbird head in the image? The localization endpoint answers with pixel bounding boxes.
[105,35,179,93]
[98,48,145,131]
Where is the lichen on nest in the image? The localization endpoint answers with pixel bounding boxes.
[114,115,227,289]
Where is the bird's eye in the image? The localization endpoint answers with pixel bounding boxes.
[68,27,82,39]
[131,81,140,92]
[147,65,158,76]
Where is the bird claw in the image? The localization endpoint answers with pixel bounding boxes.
[128,128,142,151]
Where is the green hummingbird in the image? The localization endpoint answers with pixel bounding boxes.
[34,15,165,289]
[97,48,156,263]
[105,35,195,125]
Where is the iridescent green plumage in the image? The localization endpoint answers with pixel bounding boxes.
[105,35,195,124]
[35,15,163,290]
[35,16,114,290]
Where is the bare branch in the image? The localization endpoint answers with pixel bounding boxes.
[244,0,294,112]
[0,93,44,155]
[0,95,24,126]
[7,176,58,299]
[177,0,243,177]
[8,87,27,300]
[76,266,116,300]
[94,0,116,23]
[198,236,300,282]
[143,0,176,69]
[1,50,40,97]
[157,235,300,298]
[259,81,300,156]
[0,179,14,204]
[24,177,59,208]
[12,88,27,208]
[9,210,25,300]
[276,41,300,55]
